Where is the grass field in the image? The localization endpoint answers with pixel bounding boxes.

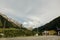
[0,36,60,40]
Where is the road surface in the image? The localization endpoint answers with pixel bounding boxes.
[0,36,60,40]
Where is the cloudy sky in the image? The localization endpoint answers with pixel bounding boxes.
[0,0,60,28]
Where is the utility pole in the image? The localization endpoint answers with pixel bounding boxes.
[35,27,38,36]
[37,27,38,36]
[4,20,6,29]
[3,20,6,37]
[57,27,59,36]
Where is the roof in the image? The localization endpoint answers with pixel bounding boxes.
[57,27,60,31]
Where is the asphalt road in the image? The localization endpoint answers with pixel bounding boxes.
[0,36,60,40]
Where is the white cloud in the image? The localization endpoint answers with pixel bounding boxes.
[22,16,42,28]
[0,0,60,28]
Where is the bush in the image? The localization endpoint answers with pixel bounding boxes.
[0,28,35,38]
[4,29,25,37]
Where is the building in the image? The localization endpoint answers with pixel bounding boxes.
[42,30,57,35]
[57,27,60,36]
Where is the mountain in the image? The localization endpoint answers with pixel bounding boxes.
[0,13,22,28]
[33,16,60,35]
[0,13,35,37]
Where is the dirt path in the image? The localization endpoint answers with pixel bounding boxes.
[0,36,60,40]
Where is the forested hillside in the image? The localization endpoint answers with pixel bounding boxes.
[33,16,60,35]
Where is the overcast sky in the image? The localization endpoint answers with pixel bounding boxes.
[0,0,60,28]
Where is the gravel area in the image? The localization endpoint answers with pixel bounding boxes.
[0,36,60,40]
